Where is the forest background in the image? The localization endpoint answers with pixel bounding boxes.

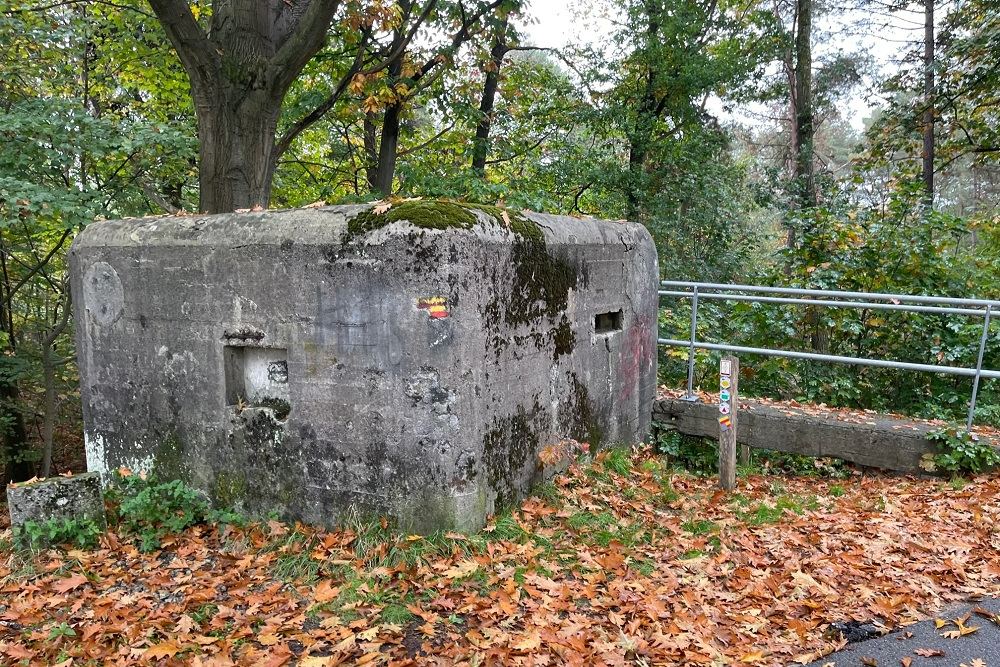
[0,0,997,483]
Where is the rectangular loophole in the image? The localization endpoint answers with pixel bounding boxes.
[224,346,290,418]
[594,310,623,334]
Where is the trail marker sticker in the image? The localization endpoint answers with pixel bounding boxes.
[418,297,449,319]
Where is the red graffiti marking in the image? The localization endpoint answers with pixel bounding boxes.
[620,313,654,400]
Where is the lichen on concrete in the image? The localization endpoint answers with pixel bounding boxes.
[7,471,106,531]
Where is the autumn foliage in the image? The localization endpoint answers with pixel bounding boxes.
[2,448,999,665]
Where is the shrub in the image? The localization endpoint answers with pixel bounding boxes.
[925,426,1000,475]
[108,472,241,551]
[15,517,103,551]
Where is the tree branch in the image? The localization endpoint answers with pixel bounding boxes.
[269,0,343,97]
[412,0,506,83]
[272,33,371,159]
[147,0,218,98]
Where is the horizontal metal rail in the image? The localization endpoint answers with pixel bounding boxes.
[661,280,1000,309]
[659,281,998,429]
[658,338,1000,380]
[659,290,989,317]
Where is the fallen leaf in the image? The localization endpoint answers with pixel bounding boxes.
[442,559,478,579]
[511,632,541,652]
[144,640,182,659]
[51,574,88,593]
[915,648,945,657]
[313,579,340,603]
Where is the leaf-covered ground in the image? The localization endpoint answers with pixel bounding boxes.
[2,449,1000,666]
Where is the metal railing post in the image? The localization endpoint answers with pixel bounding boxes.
[967,304,992,431]
[682,287,699,402]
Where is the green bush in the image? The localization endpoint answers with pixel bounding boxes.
[925,426,1000,475]
[15,517,103,551]
[108,473,241,551]
[653,428,719,475]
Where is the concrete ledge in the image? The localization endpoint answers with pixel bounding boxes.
[652,397,965,473]
[7,471,106,531]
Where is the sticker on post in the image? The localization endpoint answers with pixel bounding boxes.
[720,359,732,375]
[719,415,732,430]
[418,297,449,319]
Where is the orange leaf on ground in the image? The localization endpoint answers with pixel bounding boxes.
[144,640,183,659]
[51,574,88,593]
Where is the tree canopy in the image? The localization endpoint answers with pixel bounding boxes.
[1,0,999,480]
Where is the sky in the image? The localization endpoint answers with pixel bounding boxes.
[519,0,926,133]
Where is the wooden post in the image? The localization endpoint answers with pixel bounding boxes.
[718,356,738,490]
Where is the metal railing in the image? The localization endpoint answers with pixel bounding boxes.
[658,281,1000,430]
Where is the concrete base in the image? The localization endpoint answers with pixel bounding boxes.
[7,472,106,531]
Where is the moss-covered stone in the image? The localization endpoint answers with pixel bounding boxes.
[151,430,188,482]
[552,316,577,360]
[347,200,577,350]
[347,200,479,238]
[345,200,540,242]
[568,375,604,448]
[213,471,248,507]
[257,397,291,420]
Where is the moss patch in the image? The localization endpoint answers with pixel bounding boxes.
[213,471,248,507]
[551,315,576,360]
[347,200,479,238]
[345,200,541,243]
[568,375,604,448]
[482,402,543,510]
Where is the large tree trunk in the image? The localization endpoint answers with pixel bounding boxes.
[197,91,283,213]
[40,292,71,479]
[471,20,509,176]
[625,3,661,222]
[363,112,379,190]
[149,0,341,214]
[922,0,935,205]
[793,0,815,210]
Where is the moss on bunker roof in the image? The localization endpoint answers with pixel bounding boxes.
[346,200,541,241]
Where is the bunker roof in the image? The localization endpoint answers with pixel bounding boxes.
[71,202,642,249]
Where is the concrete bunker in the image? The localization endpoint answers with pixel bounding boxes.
[70,202,659,532]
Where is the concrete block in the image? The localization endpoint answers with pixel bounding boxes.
[69,203,659,532]
[7,472,106,531]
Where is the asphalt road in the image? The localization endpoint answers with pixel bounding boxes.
[806,598,1000,666]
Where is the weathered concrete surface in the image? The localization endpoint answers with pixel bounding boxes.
[653,397,962,472]
[70,204,658,532]
[7,472,106,530]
